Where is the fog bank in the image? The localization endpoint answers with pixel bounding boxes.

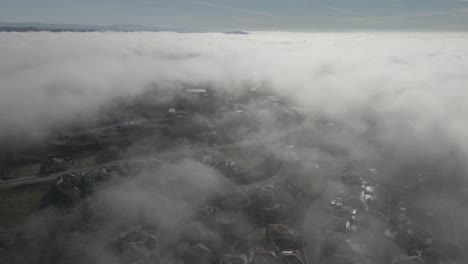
[1,31,468,263]
[1,32,467,143]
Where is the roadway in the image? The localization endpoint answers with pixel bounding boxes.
[0,125,305,190]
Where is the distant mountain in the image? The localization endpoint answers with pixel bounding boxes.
[0,22,202,33]
[225,31,250,35]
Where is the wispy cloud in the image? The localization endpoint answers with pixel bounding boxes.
[157,7,177,11]
[326,6,359,14]
[179,0,273,17]
[340,8,468,24]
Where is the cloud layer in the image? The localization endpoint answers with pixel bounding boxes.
[1,31,468,155]
[1,31,468,262]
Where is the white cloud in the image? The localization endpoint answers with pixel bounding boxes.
[1,31,468,261]
[1,31,468,161]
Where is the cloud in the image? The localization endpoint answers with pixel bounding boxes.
[1,31,468,262]
[340,8,468,24]
[0,31,467,160]
[179,0,273,17]
[0,31,467,156]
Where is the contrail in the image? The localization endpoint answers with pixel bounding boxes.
[326,6,359,14]
[180,0,273,17]
[339,8,468,24]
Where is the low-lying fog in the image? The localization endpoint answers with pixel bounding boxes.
[0,31,467,263]
[1,32,467,145]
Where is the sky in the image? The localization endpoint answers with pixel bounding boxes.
[1,0,468,31]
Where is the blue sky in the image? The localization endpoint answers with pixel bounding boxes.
[1,0,468,30]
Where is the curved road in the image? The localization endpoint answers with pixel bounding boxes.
[0,125,305,189]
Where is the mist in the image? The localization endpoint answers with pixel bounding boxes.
[1,31,468,263]
[1,32,467,142]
